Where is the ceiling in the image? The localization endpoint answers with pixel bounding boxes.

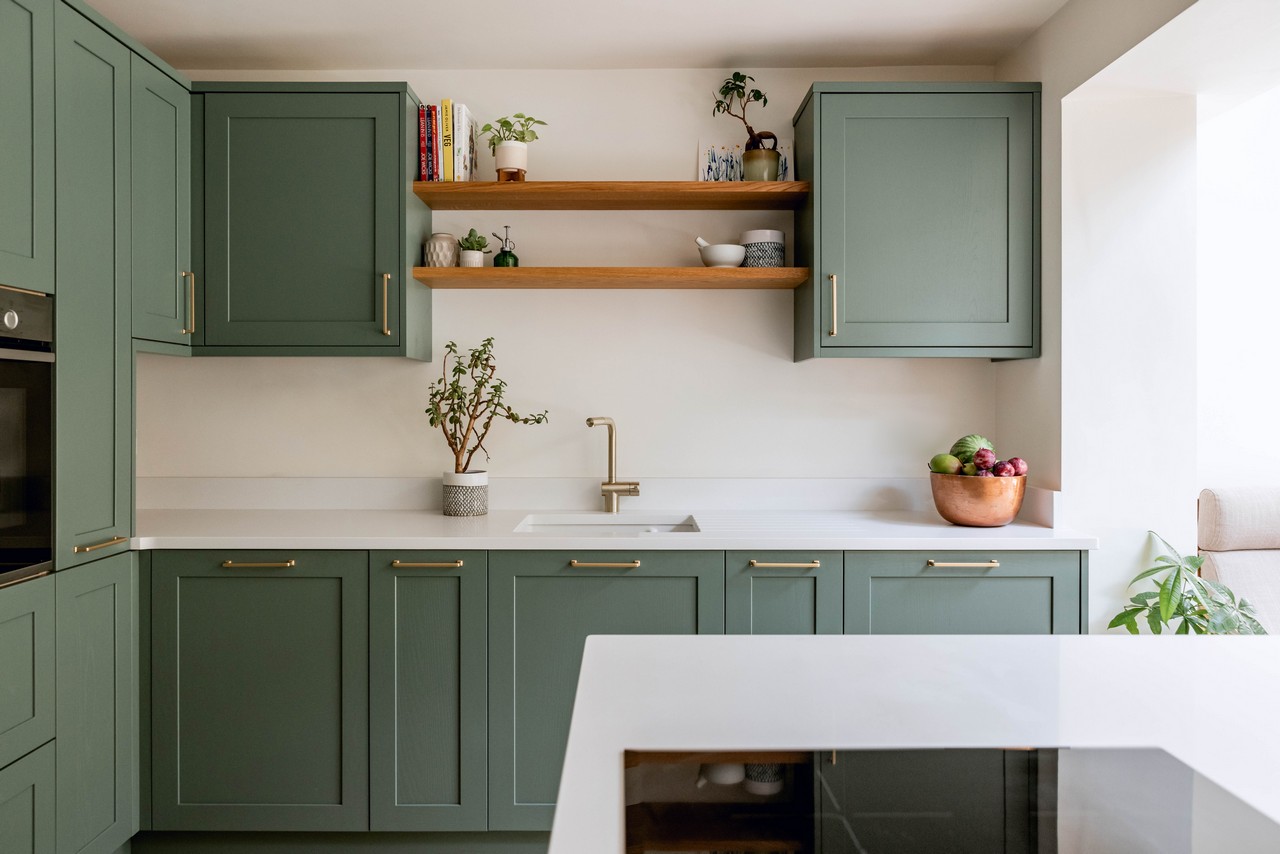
[88,0,1073,71]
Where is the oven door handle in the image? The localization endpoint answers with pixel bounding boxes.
[0,347,54,363]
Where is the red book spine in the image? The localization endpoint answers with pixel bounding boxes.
[418,104,428,181]
[428,105,440,181]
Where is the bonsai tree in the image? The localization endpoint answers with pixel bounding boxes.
[478,113,548,155]
[1109,532,1267,634]
[713,72,776,151]
[458,228,491,254]
[426,338,548,473]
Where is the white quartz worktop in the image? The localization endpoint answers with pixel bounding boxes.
[132,508,1097,551]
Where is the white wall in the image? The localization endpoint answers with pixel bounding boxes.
[136,65,1003,479]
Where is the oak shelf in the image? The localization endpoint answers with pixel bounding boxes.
[626,803,808,854]
[412,180,810,210]
[624,750,811,768]
[412,266,809,290]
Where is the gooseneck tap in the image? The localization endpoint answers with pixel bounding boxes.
[586,417,640,513]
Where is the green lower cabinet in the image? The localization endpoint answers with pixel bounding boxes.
[0,741,56,854]
[151,550,368,831]
[0,574,54,770]
[844,551,1083,635]
[369,551,487,832]
[726,551,842,635]
[488,550,724,831]
[55,552,137,854]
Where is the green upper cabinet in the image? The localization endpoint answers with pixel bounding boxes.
[0,0,54,295]
[793,83,1040,360]
[0,574,54,770]
[488,550,725,831]
[195,84,431,358]
[130,55,192,347]
[54,1,132,570]
[726,551,843,635]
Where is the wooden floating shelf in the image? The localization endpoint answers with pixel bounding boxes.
[626,803,807,854]
[624,750,811,768]
[412,180,810,210]
[412,266,809,290]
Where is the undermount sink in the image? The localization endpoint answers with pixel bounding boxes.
[513,513,701,537]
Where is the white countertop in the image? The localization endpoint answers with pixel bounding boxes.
[132,508,1097,550]
[549,635,1280,853]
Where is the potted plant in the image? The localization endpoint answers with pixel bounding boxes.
[713,72,780,181]
[457,229,491,267]
[1108,532,1266,634]
[478,113,548,182]
[426,338,548,516]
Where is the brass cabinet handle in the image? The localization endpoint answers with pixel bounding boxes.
[0,282,46,297]
[926,560,1000,568]
[380,273,392,336]
[391,559,463,569]
[180,271,196,334]
[569,560,641,569]
[0,568,51,590]
[72,536,128,554]
[221,560,296,569]
[749,560,821,569]
[828,273,838,336]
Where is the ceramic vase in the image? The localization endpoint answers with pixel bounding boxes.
[495,141,528,182]
[442,470,488,517]
[742,148,781,181]
[426,232,459,267]
[458,249,486,267]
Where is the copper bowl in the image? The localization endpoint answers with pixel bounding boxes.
[929,472,1026,527]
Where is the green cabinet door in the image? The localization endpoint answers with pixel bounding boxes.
[202,92,402,349]
[54,2,132,569]
[130,55,191,346]
[0,575,54,770]
[55,552,137,854]
[369,551,487,831]
[489,550,725,831]
[0,0,54,294]
[844,551,1082,635]
[151,550,368,831]
[726,551,842,635]
[0,741,56,854]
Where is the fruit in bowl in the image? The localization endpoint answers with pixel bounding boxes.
[927,434,1028,527]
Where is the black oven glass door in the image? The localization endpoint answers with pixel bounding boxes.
[0,356,53,575]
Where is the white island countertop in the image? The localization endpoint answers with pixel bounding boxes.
[133,508,1097,551]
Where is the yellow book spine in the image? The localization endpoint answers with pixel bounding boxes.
[440,98,455,182]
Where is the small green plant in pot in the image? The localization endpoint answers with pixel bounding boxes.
[713,72,779,180]
[426,338,548,516]
[1108,532,1267,634]
[478,113,548,182]
[457,229,491,267]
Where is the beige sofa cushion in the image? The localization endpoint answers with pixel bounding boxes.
[1200,551,1279,633]
[1199,488,1280,551]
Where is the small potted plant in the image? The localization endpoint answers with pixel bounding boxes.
[426,338,548,516]
[479,113,548,182]
[457,229,491,267]
[713,72,780,181]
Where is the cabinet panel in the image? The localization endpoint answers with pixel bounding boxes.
[369,551,487,831]
[0,574,54,770]
[54,2,132,569]
[0,0,54,294]
[151,550,368,831]
[0,741,55,854]
[55,552,136,854]
[489,550,724,831]
[726,551,842,635]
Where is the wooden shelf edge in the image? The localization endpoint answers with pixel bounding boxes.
[626,803,808,854]
[412,266,808,290]
[624,750,811,768]
[412,180,810,210]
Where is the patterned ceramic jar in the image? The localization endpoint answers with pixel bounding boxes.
[442,470,488,516]
[426,232,459,267]
[740,229,785,267]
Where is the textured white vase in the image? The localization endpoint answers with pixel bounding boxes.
[495,141,528,173]
[442,470,488,516]
[458,249,485,267]
[425,232,458,267]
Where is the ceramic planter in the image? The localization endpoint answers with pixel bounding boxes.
[425,232,458,267]
[458,249,486,267]
[742,148,781,181]
[495,140,528,181]
[442,470,488,517]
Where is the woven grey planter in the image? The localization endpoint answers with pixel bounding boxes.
[442,471,488,517]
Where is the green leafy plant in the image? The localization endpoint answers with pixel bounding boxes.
[457,228,491,253]
[1109,532,1267,635]
[713,71,776,151]
[478,113,548,155]
[425,338,548,474]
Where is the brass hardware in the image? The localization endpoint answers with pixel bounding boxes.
[749,560,821,569]
[391,559,464,568]
[586,417,640,513]
[380,273,392,336]
[569,560,641,569]
[0,569,51,590]
[926,560,1001,568]
[832,751,837,765]
[828,274,838,336]
[220,560,296,568]
[179,271,197,334]
[72,536,128,554]
[0,282,47,297]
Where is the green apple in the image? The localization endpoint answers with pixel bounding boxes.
[929,453,962,474]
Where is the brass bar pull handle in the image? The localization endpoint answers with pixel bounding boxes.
[568,560,641,569]
[828,274,838,336]
[220,560,296,569]
[0,569,51,590]
[391,560,464,569]
[0,282,47,297]
[380,273,392,336]
[749,560,821,569]
[72,536,128,554]
[180,271,196,334]
[926,560,1001,568]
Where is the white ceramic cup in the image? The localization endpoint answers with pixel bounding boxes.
[696,762,745,788]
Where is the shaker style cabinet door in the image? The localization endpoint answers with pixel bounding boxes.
[201,92,402,349]
[0,0,54,294]
[0,741,56,854]
[725,551,843,635]
[0,574,54,771]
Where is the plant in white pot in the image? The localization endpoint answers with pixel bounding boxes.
[457,229,491,267]
[479,113,548,182]
[426,338,548,516]
[713,72,780,181]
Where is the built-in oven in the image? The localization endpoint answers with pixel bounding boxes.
[0,284,53,589]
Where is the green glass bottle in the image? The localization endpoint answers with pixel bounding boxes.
[492,226,518,267]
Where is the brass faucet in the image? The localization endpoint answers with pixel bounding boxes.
[585,417,640,513]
